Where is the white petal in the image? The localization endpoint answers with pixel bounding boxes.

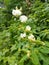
[12,9,22,16]
[28,34,35,41]
[20,15,28,23]
[26,25,31,31]
[20,33,26,38]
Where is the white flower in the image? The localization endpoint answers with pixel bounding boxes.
[20,15,28,23]
[28,34,35,41]
[25,25,31,31]
[20,33,26,38]
[12,9,22,16]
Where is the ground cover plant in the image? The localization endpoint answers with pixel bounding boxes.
[0,0,49,65]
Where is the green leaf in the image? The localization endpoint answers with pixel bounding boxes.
[39,46,49,54]
[4,0,11,6]
[30,50,40,65]
[19,55,28,64]
[39,53,49,65]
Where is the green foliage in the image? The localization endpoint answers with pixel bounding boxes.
[0,0,49,65]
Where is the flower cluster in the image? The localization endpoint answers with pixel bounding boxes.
[20,24,35,41]
[20,15,28,23]
[12,6,35,41]
[20,33,26,38]
[12,7,28,23]
[28,34,35,41]
[12,7,22,16]
[25,25,31,31]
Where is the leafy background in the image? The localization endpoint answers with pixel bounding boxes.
[0,0,49,65]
